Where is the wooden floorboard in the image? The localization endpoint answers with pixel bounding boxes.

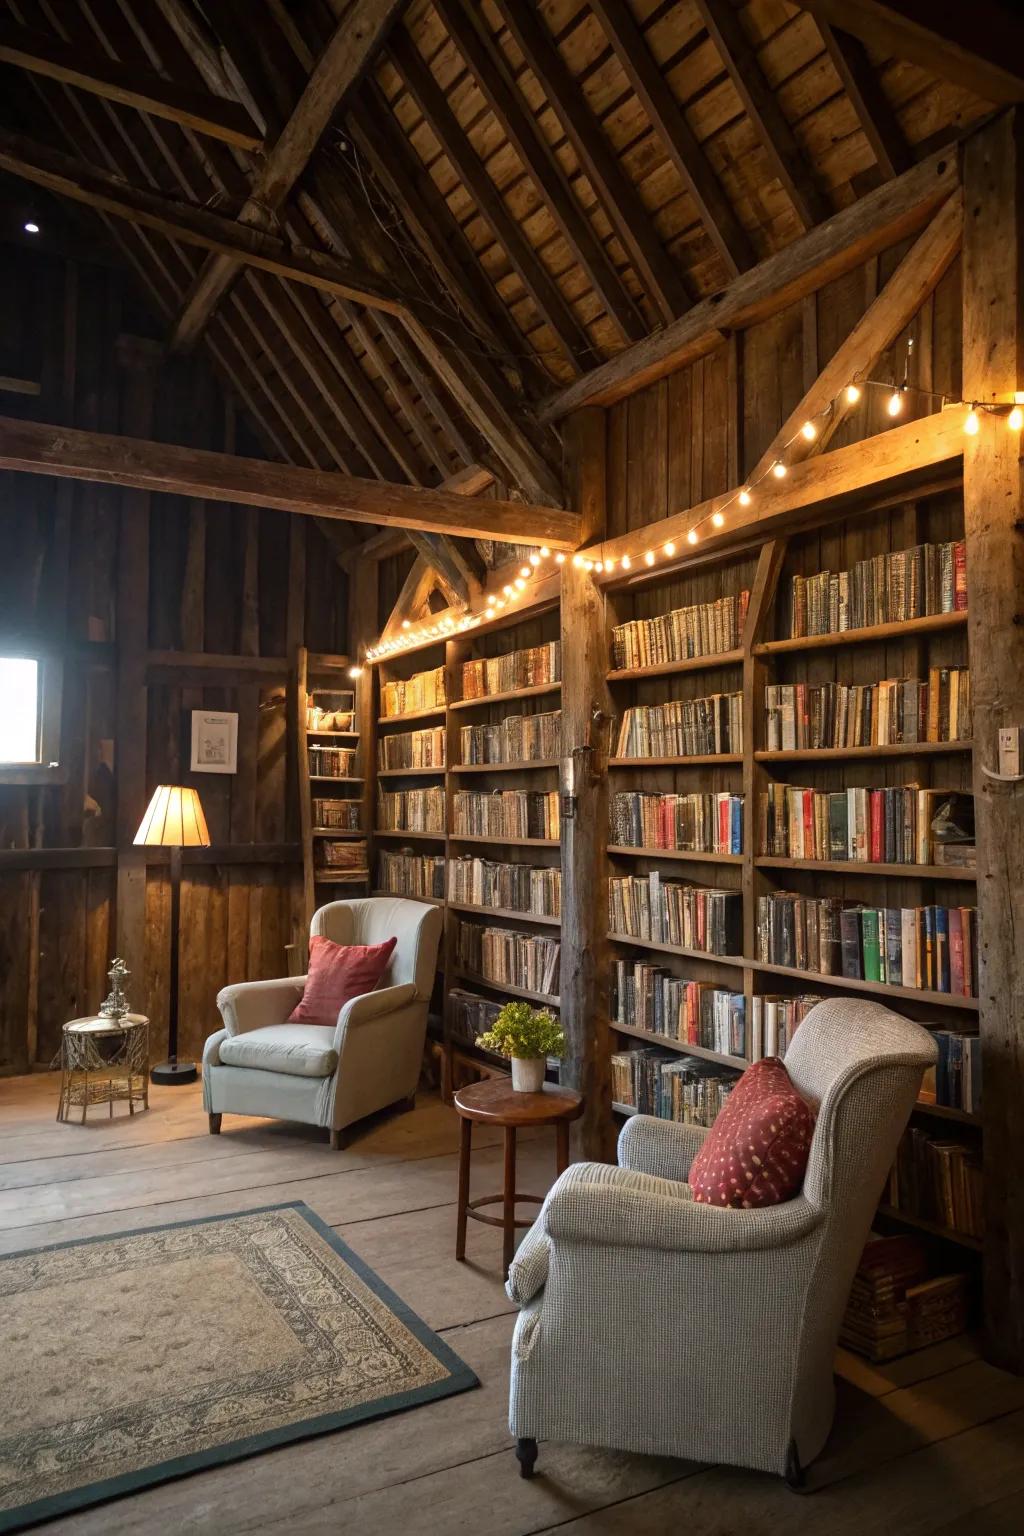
[0,1075,1018,1535]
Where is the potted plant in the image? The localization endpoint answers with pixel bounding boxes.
[477,1002,565,1093]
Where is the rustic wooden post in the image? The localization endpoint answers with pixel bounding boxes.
[962,108,1024,1375]
[348,554,377,915]
[559,408,614,1161]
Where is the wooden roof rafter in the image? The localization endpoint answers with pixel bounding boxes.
[815,19,914,182]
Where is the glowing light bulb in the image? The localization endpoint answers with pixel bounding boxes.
[1009,406,1023,432]
[515,576,526,589]
[571,554,584,569]
[348,665,363,679]
[485,608,496,620]
[800,421,817,442]
[644,550,655,568]
[594,561,604,573]
[496,599,506,609]
[529,553,541,567]
[540,546,550,558]
[402,619,411,630]
[772,461,787,479]
[520,566,532,578]
[964,407,980,435]
[664,541,676,558]
[554,552,566,565]
[845,383,861,405]
[582,560,594,572]
[686,529,698,546]
[605,558,616,573]
[711,511,724,528]
[738,488,752,507]
[23,221,39,235]
[887,389,903,418]
[503,584,514,597]
[621,554,631,570]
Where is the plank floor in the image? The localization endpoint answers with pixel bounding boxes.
[1,1072,1021,1535]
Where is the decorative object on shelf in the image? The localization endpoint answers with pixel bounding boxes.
[57,1012,150,1122]
[190,710,238,774]
[476,1000,565,1093]
[98,956,131,1022]
[134,785,210,1086]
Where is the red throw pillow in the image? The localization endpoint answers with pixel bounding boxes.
[287,934,397,1027]
[689,1057,815,1208]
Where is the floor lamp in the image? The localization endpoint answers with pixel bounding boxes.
[134,785,210,1086]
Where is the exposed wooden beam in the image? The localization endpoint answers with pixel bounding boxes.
[381,554,439,640]
[338,465,496,570]
[404,530,481,609]
[540,144,959,417]
[490,0,689,327]
[800,0,1024,106]
[817,20,913,180]
[0,415,581,546]
[0,20,262,149]
[589,0,754,278]
[692,0,830,230]
[432,0,646,344]
[332,301,453,480]
[747,191,962,484]
[169,0,409,351]
[0,128,407,315]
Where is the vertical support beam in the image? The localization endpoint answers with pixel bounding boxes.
[559,408,614,1161]
[962,108,1024,1375]
[348,560,377,921]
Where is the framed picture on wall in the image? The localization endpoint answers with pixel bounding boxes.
[190,711,238,774]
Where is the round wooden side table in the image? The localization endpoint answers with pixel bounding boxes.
[57,1014,150,1123]
[453,1078,583,1276]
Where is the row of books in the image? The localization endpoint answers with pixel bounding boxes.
[759,783,965,865]
[312,798,361,830]
[611,1048,736,1128]
[460,642,560,699]
[308,745,356,779]
[614,692,742,758]
[886,1126,983,1239]
[922,1030,982,1113]
[448,857,561,917]
[611,591,749,670]
[378,726,445,770]
[377,851,445,901]
[755,893,979,996]
[378,786,445,834]
[841,1237,969,1362]
[750,994,821,1062]
[764,670,971,751]
[786,541,966,638]
[611,791,743,854]
[381,667,446,718]
[609,873,742,956]
[447,989,506,1052]
[454,920,560,999]
[317,840,367,870]
[452,789,559,841]
[611,958,746,1058]
[458,710,560,766]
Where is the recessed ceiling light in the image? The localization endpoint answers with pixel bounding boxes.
[23,222,40,235]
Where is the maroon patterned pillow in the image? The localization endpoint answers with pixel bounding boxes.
[689,1057,816,1208]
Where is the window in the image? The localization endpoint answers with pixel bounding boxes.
[0,653,62,780]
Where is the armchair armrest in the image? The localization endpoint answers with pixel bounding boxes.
[217,976,306,1036]
[544,1162,823,1255]
[617,1114,708,1182]
[333,982,418,1047]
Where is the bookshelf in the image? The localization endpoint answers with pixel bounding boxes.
[296,648,368,923]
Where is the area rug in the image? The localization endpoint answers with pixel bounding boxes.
[0,1202,478,1531]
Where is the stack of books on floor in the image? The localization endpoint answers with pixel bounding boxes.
[460,642,560,699]
[378,786,445,833]
[611,591,749,669]
[378,726,446,770]
[610,873,742,955]
[611,1047,736,1126]
[920,1029,982,1112]
[312,798,361,830]
[317,840,367,872]
[750,994,822,1060]
[452,789,559,840]
[786,540,967,637]
[308,744,356,778]
[454,921,560,998]
[611,791,743,853]
[458,709,560,765]
[755,892,979,995]
[612,957,745,1056]
[377,850,445,900]
[759,782,969,864]
[765,669,972,750]
[614,692,743,757]
[380,666,446,717]
[840,1236,969,1362]
[447,857,561,916]
[886,1126,984,1239]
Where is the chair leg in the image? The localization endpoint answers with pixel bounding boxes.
[330,1127,352,1151]
[208,1113,222,1135]
[515,1438,538,1480]
[784,1439,806,1492]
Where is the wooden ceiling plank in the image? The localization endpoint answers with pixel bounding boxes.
[335,303,454,480]
[817,20,914,180]
[0,414,582,546]
[490,0,689,327]
[432,0,646,344]
[691,0,830,231]
[588,0,754,279]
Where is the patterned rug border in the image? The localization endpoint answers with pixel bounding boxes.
[1,1201,480,1534]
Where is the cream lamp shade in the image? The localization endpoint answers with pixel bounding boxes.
[133,785,211,848]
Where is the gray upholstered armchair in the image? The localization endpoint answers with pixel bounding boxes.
[203,896,442,1148]
[506,997,937,1485]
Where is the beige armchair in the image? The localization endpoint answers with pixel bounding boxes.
[203,896,442,1147]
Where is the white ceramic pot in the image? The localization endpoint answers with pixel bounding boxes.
[511,1056,546,1093]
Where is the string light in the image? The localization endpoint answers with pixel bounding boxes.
[887,387,904,417]
[800,420,817,441]
[738,488,752,507]
[621,554,631,570]
[686,529,698,546]
[554,552,566,564]
[644,550,655,567]
[964,406,980,435]
[663,541,676,557]
[711,511,724,528]
[1010,404,1024,432]
[348,665,363,679]
[845,384,861,405]
[772,461,787,479]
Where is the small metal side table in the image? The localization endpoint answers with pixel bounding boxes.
[57,1014,150,1122]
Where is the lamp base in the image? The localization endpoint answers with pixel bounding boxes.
[151,1059,198,1087]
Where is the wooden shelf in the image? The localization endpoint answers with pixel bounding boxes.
[314,870,369,883]
[371,889,445,907]
[450,833,559,848]
[755,856,977,880]
[311,828,364,839]
[449,682,561,710]
[608,931,745,966]
[754,610,968,656]
[377,706,446,725]
[608,845,743,864]
[453,969,560,1009]
[610,754,743,768]
[447,901,561,927]
[912,1100,982,1127]
[756,741,972,763]
[607,649,743,682]
[612,1101,637,1117]
[450,760,559,774]
[375,828,445,841]
[306,729,359,739]
[750,958,979,1011]
[309,774,363,783]
[377,766,446,777]
[612,1019,747,1071]
[875,1205,983,1252]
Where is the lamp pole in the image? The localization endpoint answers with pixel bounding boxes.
[151,842,196,1085]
